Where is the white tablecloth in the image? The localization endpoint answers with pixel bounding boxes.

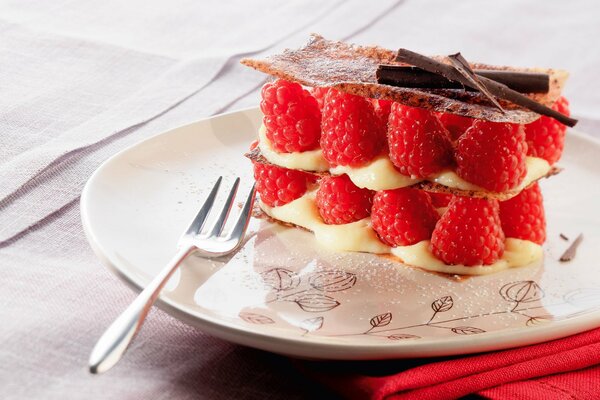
[1,1,599,398]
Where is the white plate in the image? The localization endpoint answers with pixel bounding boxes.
[82,107,600,360]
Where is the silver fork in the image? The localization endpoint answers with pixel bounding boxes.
[88,177,256,374]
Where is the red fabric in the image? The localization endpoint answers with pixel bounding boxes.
[299,327,600,400]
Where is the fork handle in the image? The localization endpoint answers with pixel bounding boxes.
[89,246,194,374]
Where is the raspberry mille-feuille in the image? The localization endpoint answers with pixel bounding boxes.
[241,35,576,276]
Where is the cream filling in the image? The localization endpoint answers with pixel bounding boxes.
[259,191,542,275]
[391,239,543,276]
[338,156,550,192]
[259,191,389,254]
[432,157,552,192]
[258,125,329,172]
[258,123,551,193]
[330,156,421,190]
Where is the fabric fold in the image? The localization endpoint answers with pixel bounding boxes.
[0,0,348,203]
[0,0,402,243]
[300,327,600,400]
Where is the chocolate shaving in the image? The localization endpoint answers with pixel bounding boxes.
[376,66,550,93]
[447,53,504,112]
[559,233,583,262]
[478,75,577,127]
[241,35,569,125]
[559,233,569,241]
[396,49,577,127]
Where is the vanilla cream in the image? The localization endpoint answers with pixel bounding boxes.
[330,156,421,190]
[258,125,329,172]
[340,156,550,192]
[258,125,551,194]
[259,192,543,275]
[391,239,542,276]
[432,157,551,193]
[259,191,389,254]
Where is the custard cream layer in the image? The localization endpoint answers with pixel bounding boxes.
[260,191,389,254]
[258,124,551,193]
[258,125,329,172]
[259,191,542,275]
[391,239,542,276]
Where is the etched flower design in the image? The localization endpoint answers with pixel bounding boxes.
[309,270,357,292]
[500,280,544,311]
[261,268,301,291]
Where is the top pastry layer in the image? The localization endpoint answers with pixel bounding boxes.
[241,34,567,124]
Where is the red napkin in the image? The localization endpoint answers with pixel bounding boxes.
[299,327,600,399]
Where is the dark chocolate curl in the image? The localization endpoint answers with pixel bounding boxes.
[448,53,504,112]
[377,65,549,93]
[396,49,578,127]
[476,70,550,93]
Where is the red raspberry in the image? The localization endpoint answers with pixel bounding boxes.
[310,87,330,110]
[260,79,321,153]
[499,183,546,245]
[429,192,453,208]
[316,174,374,225]
[456,120,528,192]
[371,98,393,130]
[253,162,316,207]
[321,89,386,167]
[524,96,570,165]
[387,103,454,178]
[431,196,505,266]
[371,188,439,247]
[437,112,474,141]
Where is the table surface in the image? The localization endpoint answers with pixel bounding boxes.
[1,1,599,399]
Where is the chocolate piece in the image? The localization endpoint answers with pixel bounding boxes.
[448,53,504,112]
[477,70,549,93]
[377,65,550,93]
[241,35,569,125]
[396,49,577,127]
[559,233,583,262]
[478,74,577,127]
[559,233,569,241]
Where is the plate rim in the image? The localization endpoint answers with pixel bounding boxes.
[81,107,600,359]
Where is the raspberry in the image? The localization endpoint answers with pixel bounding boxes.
[371,98,393,130]
[316,174,374,225]
[371,188,439,247]
[429,192,453,208]
[437,112,474,141]
[524,96,570,164]
[253,162,316,207]
[310,87,330,110]
[431,196,505,266]
[387,103,454,178]
[260,79,321,153]
[456,120,528,192]
[321,89,386,167]
[499,183,546,245]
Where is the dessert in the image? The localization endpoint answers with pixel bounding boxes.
[241,35,575,275]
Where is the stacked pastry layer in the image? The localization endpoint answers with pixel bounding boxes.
[243,37,570,275]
